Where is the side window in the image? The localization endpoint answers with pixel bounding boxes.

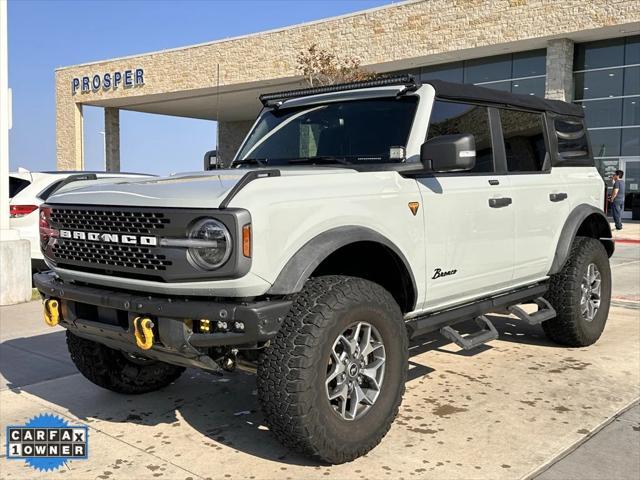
[554,116,592,164]
[427,100,494,173]
[499,109,548,172]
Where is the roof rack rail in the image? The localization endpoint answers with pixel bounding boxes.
[259,74,419,107]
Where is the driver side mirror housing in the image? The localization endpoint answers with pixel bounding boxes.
[203,150,219,170]
[420,134,476,172]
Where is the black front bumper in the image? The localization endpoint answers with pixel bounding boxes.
[34,271,291,371]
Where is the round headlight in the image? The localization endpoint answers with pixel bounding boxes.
[187,218,232,270]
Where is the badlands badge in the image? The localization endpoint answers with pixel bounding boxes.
[6,413,88,472]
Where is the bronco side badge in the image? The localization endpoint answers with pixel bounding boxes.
[408,202,420,216]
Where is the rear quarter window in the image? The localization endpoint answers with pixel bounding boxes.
[9,177,30,198]
[552,116,594,166]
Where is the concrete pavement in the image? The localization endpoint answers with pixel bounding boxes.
[0,244,638,479]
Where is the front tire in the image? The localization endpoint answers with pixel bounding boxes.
[257,276,408,464]
[66,331,185,394]
[543,236,612,346]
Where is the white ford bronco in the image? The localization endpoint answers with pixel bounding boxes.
[35,76,613,463]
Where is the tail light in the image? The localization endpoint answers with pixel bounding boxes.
[9,204,38,218]
[39,207,58,251]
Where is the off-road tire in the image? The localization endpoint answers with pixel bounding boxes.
[66,331,185,394]
[257,275,408,464]
[543,236,611,346]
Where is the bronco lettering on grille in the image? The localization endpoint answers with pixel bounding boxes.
[59,229,157,246]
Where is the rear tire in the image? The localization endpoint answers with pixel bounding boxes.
[257,276,408,464]
[66,331,185,394]
[543,236,611,346]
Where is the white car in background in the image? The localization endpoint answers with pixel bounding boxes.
[9,169,152,271]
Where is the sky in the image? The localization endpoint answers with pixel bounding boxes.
[8,0,393,175]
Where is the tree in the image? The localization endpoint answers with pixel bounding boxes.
[296,44,376,87]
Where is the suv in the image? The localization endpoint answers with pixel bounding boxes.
[34,76,613,464]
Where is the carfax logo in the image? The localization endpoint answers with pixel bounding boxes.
[6,413,88,472]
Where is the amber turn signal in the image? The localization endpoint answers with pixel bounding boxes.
[242,224,252,257]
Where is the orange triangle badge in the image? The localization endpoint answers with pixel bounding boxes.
[408,202,420,216]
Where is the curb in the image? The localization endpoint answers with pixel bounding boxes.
[524,398,640,480]
[615,238,640,244]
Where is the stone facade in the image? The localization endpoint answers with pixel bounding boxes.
[55,0,640,170]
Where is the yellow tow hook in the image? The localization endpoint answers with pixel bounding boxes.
[44,299,60,327]
[133,317,155,350]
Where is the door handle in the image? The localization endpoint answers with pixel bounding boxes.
[549,193,568,202]
[489,197,512,208]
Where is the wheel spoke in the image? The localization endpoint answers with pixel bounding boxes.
[328,381,348,401]
[326,358,345,385]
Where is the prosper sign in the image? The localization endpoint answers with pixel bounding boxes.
[72,68,144,95]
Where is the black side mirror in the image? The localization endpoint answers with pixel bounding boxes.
[203,150,219,170]
[420,134,476,172]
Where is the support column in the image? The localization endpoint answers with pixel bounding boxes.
[545,38,574,102]
[104,107,120,172]
[217,120,253,166]
[0,0,31,305]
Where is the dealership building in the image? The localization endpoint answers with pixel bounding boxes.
[55,0,639,211]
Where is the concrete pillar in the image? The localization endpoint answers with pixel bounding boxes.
[545,38,574,102]
[217,120,253,166]
[0,0,31,305]
[104,107,120,172]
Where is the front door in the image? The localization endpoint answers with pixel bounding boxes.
[619,157,640,219]
[417,100,515,311]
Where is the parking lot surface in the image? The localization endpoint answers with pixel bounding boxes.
[1,243,638,479]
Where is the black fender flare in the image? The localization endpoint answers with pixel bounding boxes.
[548,204,613,275]
[267,226,418,305]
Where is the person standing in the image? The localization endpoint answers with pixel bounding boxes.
[609,169,625,230]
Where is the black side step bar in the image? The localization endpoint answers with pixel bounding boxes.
[440,316,499,350]
[508,297,556,325]
[406,282,548,340]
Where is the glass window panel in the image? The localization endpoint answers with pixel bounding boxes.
[464,54,511,84]
[574,69,624,100]
[427,100,494,173]
[624,66,639,95]
[597,158,620,178]
[555,117,590,162]
[575,39,625,70]
[512,49,546,77]
[511,77,545,97]
[478,80,511,92]
[581,99,623,128]
[420,62,463,83]
[621,127,640,156]
[500,109,547,172]
[589,129,621,157]
[623,98,640,126]
[625,35,640,65]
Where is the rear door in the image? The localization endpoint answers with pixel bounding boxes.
[416,100,515,310]
[496,108,569,283]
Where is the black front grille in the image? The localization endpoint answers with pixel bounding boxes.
[50,208,170,234]
[53,240,172,271]
[43,204,247,282]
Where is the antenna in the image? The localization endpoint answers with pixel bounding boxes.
[215,63,221,164]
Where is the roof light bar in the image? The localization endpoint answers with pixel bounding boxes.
[259,74,419,107]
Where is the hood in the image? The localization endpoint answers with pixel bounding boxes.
[46,167,355,208]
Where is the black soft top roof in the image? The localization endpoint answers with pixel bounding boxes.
[425,79,583,117]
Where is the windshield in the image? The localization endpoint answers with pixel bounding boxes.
[234,97,418,166]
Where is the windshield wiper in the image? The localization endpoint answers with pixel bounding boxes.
[287,156,352,166]
[232,158,268,167]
